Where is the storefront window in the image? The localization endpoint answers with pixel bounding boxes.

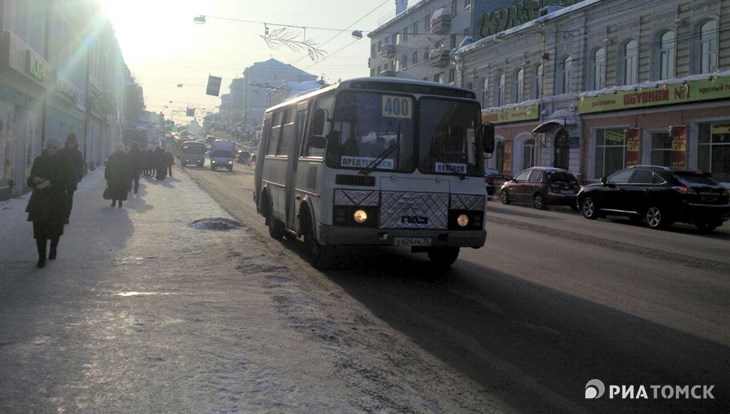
[698,123,730,182]
[651,132,672,166]
[595,128,626,177]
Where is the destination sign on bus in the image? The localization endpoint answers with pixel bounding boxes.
[341,156,395,170]
[435,162,467,174]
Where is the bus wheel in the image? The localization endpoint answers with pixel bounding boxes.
[268,216,286,239]
[427,247,460,269]
[303,213,333,269]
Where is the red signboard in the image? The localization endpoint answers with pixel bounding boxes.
[625,128,640,166]
[503,140,512,175]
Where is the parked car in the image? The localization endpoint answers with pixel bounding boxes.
[577,165,730,232]
[500,166,580,210]
[484,168,512,198]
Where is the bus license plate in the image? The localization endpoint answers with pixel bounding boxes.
[394,237,432,246]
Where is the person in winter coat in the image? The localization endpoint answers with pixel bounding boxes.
[105,143,130,208]
[60,133,85,223]
[154,146,167,181]
[165,149,174,177]
[127,142,143,194]
[26,138,70,268]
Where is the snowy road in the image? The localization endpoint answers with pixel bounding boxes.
[0,166,510,413]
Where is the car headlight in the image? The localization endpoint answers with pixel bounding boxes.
[353,209,368,224]
[456,213,469,227]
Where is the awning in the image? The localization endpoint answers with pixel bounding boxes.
[531,120,564,134]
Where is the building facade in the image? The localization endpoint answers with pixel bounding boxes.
[0,0,133,200]
[459,0,730,183]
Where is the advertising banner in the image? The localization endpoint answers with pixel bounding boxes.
[503,140,512,175]
[625,128,640,166]
[670,125,687,168]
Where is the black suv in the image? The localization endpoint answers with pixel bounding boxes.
[577,165,730,232]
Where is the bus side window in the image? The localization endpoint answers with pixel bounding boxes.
[304,94,334,158]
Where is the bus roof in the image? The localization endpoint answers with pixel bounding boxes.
[264,77,477,113]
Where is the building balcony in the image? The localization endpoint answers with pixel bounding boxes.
[429,48,451,67]
[379,44,396,58]
[431,8,451,35]
[379,69,396,77]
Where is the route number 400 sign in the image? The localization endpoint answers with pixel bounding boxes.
[382,95,412,119]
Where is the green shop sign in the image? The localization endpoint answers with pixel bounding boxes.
[579,77,730,114]
[482,104,539,124]
[479,0,581,37]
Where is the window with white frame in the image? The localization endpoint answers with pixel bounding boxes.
[595,128,627,177]
[696,20,718,74]
[699,122,730,182]
[496,73,505,106]
[558,56,572,94]
[656,31,676,80]
[621,40,638,85]
[534,64,543,99]
[482,77,489,107]
[514,68,524,102]
[590,47,606,90]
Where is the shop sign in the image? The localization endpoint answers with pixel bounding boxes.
[670,125,686,168]
[482,104,539,124]
[578,77,730,114]
[625,128,640,166]
[712,124,730,135]
[478,0,581,37]
[56,76,79,104]
[2,31,51,86]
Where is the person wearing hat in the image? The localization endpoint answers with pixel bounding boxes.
[25,138,70,268]
[60,133,85,223]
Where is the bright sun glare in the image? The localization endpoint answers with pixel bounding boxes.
[98,0,196,63]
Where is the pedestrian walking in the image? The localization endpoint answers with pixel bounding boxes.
[105,143,130,208]
[60,133,85,224]
[154,146,167,181]
[127,142,143,193]
[165,149,174,177]
[25,138,70,268]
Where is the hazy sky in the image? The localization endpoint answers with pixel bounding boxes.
[97,0,404,123]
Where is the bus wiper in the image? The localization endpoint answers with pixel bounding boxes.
[359,144,398,175]
[431,151,466,179]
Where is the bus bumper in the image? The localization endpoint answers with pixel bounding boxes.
[318,225,486,249]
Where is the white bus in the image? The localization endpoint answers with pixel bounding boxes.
[254,77,494,269]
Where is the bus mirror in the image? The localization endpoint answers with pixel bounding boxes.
[309,135,326,149]
[312,108,327,136]
[481,123,495,154]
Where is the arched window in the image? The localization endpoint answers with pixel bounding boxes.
[514,68,524,102]
[656,31,676,80]
[695,20,718,74]
[496,73,505,106]
[482,77,489,107]
[534,64,543,99]
[621,40,638,85]
[558,56,572,94]
[590,48,606,90]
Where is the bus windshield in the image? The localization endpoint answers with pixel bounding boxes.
[325,90,482,176]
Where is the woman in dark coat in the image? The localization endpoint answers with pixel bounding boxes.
[26,138,70,268]
[105,143,130,208]
[60,132,85,223]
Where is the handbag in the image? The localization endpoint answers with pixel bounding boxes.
[103,186,112,200]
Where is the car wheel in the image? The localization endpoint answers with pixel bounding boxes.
[644,206,665,229]
[427,247,460,269]
[581,197,599,220]
[500,190,511,205]
[533,193,546,210]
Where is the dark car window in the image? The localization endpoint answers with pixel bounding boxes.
[528,171,543,183]
[547,171,576,183]
[674,172,720,186]
[607,169,633,184]
[630,170,659,184]
[514,170,530,181]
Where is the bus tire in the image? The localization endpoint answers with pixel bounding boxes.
[302,210,334,269]
[427,247,460,269]
[268,214,286,240]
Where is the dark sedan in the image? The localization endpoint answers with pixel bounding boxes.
[577,165,730,232]
[499,166,580,210]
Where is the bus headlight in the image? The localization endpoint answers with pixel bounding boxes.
[456,214,469,227]
[353,209,368,224]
